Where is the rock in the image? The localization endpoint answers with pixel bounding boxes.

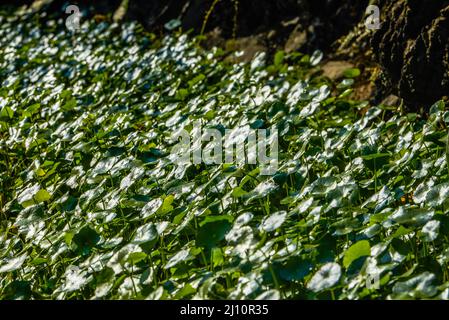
[380,94,401,107]
[284,25,307,53]
[352,82,375,101]
[372,0,449,108]
[224,36,267,63]
[321,61,355,80]
[307,0,370,51]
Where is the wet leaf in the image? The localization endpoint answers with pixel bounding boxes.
[132,223,158,245]
[0,255,28,273]
[197,216,233,248]
[165,249,192,269]
[307,262,341,292]
[420,220,440,242]
[259,211,287,232]
[392,272,437,298]
[343,240,370,268]
[72,226,100,255]
[343,68,361,78]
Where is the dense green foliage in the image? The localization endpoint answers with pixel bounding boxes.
[1,12,449,300]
